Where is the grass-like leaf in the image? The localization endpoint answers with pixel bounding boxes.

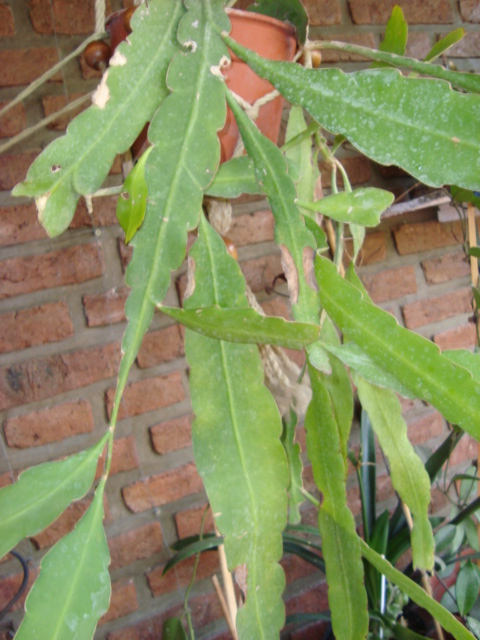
[205,156,261,198]
[0,434,107,560]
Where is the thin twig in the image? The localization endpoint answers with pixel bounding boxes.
[215,524,238,629]
[212,575,238,640]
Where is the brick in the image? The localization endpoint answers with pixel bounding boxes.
[0,101,25,137]
[106,605,182,640]
[422,250,470,285]
[28,0,111,34]
[0,3,14,36]
[405,32,432,59]
[118,238,133,270]
[31,496,92,549]
[229,209,274,246]
[316,34,377,63]
[449,435,477,468]
[285,581,329,616]
[0,243,104,300]
[0,341,120,411]
[291,620,329,640]
[136,325,184,369]
[348,0,453,24]
[281,552,317,585]
[0,149,40,190]
[0,567,38,613]
[361,265,417,303]
[407,412,445,446]
[188,590,224,629]
[0,202,46,246]
[4,399,94,448]
[345,231,387,266]
[303,0,342,26]
[147,552,219,597]
[459,0,480,22]
[83,287,129,327]
[434,323,477,351]
[320,155,371,187]
[71,195,119,229]
[0,302,73,354]
[450,31,480,57]
[402,287,472,330]
[394,220,463,255]
[42,93,89,130]
[240,253,283,294]
[175,503,214,539]
[0,49,60,87]
[122,461,203,512]
[100,579,138,625]
[150,414,192,454]
[109,522,163,570]
[105,435,139,476]
[105,372,185,420]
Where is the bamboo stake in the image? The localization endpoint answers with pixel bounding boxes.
[211,575,238,640]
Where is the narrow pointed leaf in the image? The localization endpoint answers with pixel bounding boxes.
[205,156,260,198]
[116,147,152,243]
[247,0,308,44]
[457,560,480,616]
[160,305,320,349]
[425,28,465,62]
[285,106,318,220]
[163,618,188,640]
[305,364,368,640]
[315,255,480,439]
[110,1,229,427]
[299,187,394,226]
[0,434,107,560]
[15,480,110,640]
[379,6,407,56]
[281,410,304,525]
[224,37,480,189]
[13,0,185,236]
[356,377,434,570]
[185,216,289,639]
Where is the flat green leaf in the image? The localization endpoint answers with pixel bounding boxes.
[378,6,407,56]
[205,156,261,198]
[160,305,320,349]
[356,377,434,570]
[185,215,289,639]
[163,536,221,575]
[469,247,480,259]
[15,480,110,640]
[281,409,304,525]
[457,560,480,616]
[305,364,368,640]
[13,0,185,236]
[247,0,308,44]
[163,618,188,640]
[444,350,480,385]
[425,28,465,62]
[0,434,107,560]
[315,255,480,440]
[223,38,480,189]
[361,539,476,640]
[116,147,152,243]
[451,186,480,207]
[109,0,229,428]
[299,187,394,226]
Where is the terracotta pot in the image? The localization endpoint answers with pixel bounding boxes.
[104,8,297,162]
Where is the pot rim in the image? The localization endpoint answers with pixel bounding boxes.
[226,8,297,40]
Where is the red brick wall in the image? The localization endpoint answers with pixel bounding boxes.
[0,1,479,638]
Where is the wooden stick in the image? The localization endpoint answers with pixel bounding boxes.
[468,203,478,288]
[211,575,238,640]
[214,525,238,630]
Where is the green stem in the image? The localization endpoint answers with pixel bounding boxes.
[300,487,320,507]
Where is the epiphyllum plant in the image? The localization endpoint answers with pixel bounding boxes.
[3,0,480,638]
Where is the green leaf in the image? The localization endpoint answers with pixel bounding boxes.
[247,0,308,44]
[116,147,152,243]
[162,618,188,640]
[379,6,407,56]
[444,350,480,385]
[185,215,289,639]
[469,247,480,259]
[299,188,394,226]
[315,255,480,440]
[467,616,480,638]
[451,186,480,207]
[457,560,480,616]
[425,28,465,63]
[305,364,368,640]
[109,0,229,428]
[356,377,434,570]
[223,38,480,189]
[361,539,476,640]
[205,156,261,198]
[160,305,320,349]
[12,0,185,236]
[163,536,221,575]
[281,409,304,524]
[0,434,107,560]
[15,480,110,640]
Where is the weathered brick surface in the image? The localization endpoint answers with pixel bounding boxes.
[42,92,89,130]
[0,202,47,246]
[422,250,470,284]
[402,287,472,330]
[0,341,120,411]
[122,462,203,513]
[394,220,463,255]
[229,209,274,246]
[361,265,417,303]
[109,522,163,570]
[405,32,432,59]
[0,302,73,354]
[0,243,104,300]
[0,101,25,137]
[303,0,342,25]
[240,253,283,294]
[348,0,453,24]
[31,496,92,549]
[0,49,60,87]
[100,578,138,625]
[285,581,329,616]
[105,372,185,420]
[0,567,38,612]
[320,155,371,186]
[150,414,192,455]
[136,325,184,369]
[0,149,40,190]
[0,3,15,36]
[28,0,111,35]
[106,606,183,640]
[174,503,214,539]
[147,552,219,597]
[96,435,139,478]
[449,435,477,468]
[459,0,480,22]
[345,231,387,266]
[450,31,480,57]
[83,286,129,327]
[407,412,445,446]
[4,399,94,448]
[434,323,477,351]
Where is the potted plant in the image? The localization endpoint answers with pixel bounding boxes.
[1,1,480,638]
